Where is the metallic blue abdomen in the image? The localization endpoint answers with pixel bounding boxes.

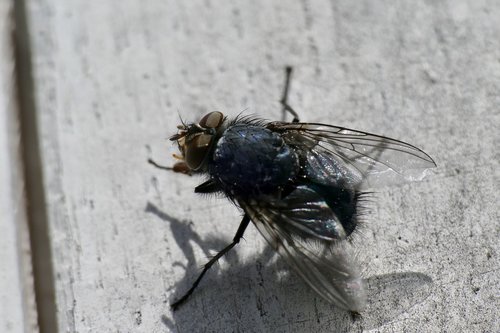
[209,124,299,197]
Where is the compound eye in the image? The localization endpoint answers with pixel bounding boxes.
[184,133,213,170]
[199,111,224,129]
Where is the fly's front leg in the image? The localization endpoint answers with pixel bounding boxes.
[171,214,251,311]
[148,158,192,175]
[280,66,300,123]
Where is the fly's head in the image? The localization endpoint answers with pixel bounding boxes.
[170,111,226,171]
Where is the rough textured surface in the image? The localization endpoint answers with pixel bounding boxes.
[22,0,499,332]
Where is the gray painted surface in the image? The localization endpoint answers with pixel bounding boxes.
[18,0,500,332]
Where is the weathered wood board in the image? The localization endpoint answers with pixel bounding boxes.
[21,0,500,332]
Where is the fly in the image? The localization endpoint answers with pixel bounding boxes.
[151,67,436,314]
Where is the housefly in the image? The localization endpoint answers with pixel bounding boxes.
[152,67,436,313]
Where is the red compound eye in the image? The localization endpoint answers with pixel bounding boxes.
[199,111,224,129]
[184,133,213,170]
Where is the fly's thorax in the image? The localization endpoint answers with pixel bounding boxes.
[170,111,227,172]
[208,124,300,198]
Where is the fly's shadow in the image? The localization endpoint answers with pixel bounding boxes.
[145,202,222,269]
[145,202,353,330]
[145,202,434,332]
[361,272,434,329]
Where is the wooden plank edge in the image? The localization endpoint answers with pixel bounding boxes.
[11,0,59,331]
[1,2,38,332]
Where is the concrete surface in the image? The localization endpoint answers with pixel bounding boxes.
[12,0,500,332]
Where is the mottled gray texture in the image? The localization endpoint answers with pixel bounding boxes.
[22,0,499,332]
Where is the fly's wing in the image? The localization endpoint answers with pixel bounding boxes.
[268,122,436,188]
[258,185,352,240]
[241,195,366,312]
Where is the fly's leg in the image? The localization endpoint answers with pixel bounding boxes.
[283,104,300,123]
[149,160,220,192]
[171,214,251,311]
[280,66,300,123]
[148,158,192,175]
[194,179,220,193]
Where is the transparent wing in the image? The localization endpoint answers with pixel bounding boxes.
[241,200,366,312]
[268,122,436,188]
[256,185,353,240]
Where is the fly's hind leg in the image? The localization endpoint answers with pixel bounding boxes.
[280,66,300,123]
